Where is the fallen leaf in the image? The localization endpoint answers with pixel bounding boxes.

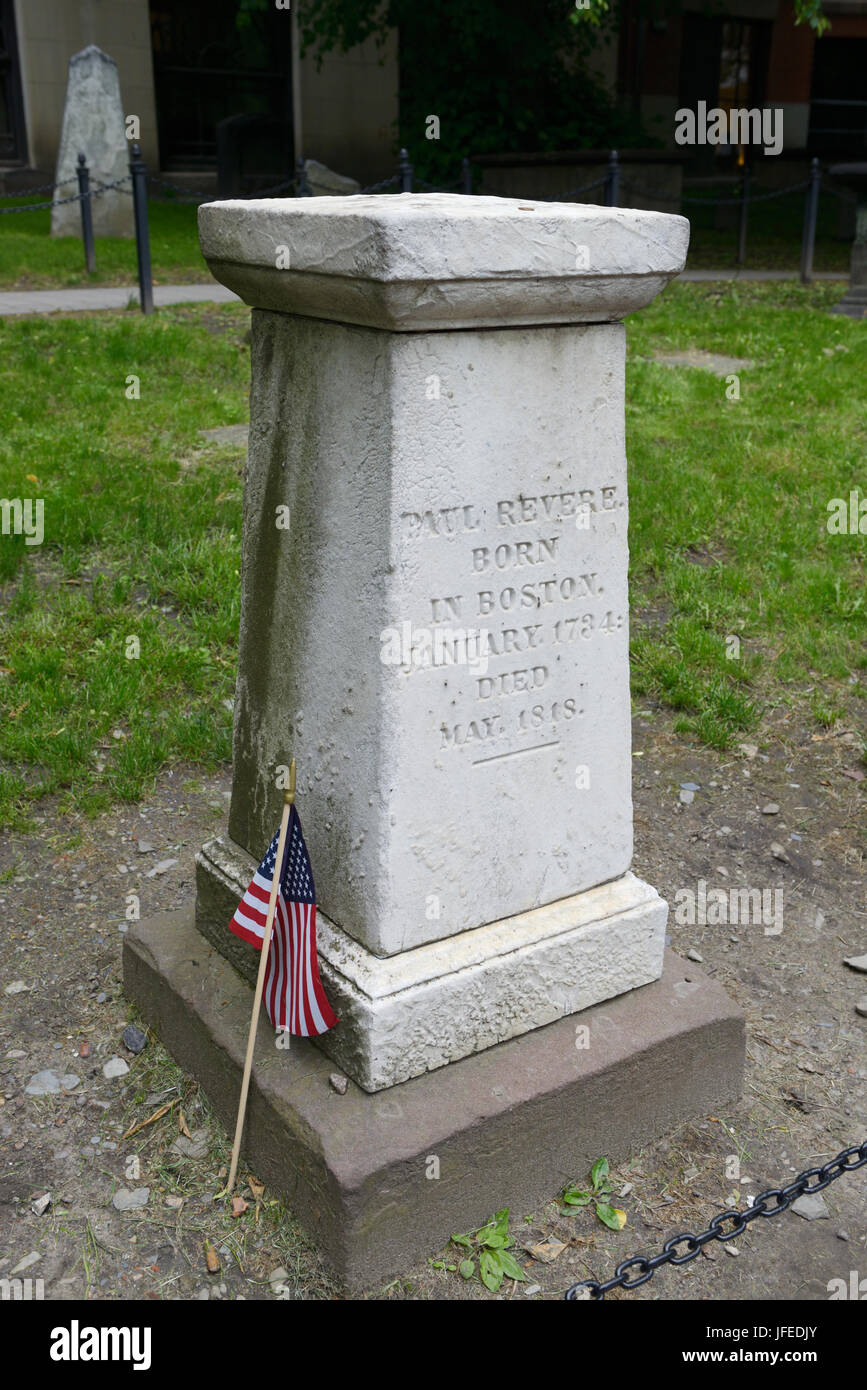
[122,1098,179,1140]
[204,1238,220,1274]
[248,1175,265,1201]
[231,1196,249,1218]
[178,1110,193,1140]
[842,768,865,782]
[596,1202,628,1231]
[525,1239,567,1264]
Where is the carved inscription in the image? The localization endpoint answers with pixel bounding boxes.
[397,486,626,761]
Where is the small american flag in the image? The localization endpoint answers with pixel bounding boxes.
[229,807,338,1037]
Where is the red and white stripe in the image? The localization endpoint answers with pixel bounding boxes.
[230,866,337,1037]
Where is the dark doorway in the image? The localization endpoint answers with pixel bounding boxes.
[149,0,292,175]
[679,15,771,169]
[809,38,867,156]
[0,0,27,165]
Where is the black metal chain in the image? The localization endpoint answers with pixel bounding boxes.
[0,176,78,200]
[0,174,132,214]
[546,176,608,201]
[564,1139,867,1300]
[620,177,810,208]
[148,172,300,202]
[359,173,401,194]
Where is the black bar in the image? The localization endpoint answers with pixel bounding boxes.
[129,142,153,315]
[606,149,620,207]
[737,164,750,267]
[800,157,821,284]
[76,152,95,274]
[399,148,413,193]
[294,156,312,197]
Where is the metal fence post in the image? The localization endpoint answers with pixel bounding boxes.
[295,157,312,197]
[128,142,153,315]
[461,156,472,195]
[399,148,413,192]
[606,149,620,207]
[737,164,750,267]
[76,153,96,274]
[800,157,821,284]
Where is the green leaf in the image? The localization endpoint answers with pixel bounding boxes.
[492,1207,510,1235]
[451,1232,472,1248]
[480,1249,503,1293]
[459,1258,475,1280]
[562,1185,591,1206]
[590,1157,610,1190]
[496,1249,527,1283]
[595,1201,627,1231]
[480,1231,508,1249]
[446,1264,457,1273]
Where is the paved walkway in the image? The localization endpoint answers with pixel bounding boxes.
[0,271,848,316]
[0,283,240,315]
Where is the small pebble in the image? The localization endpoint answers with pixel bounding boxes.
[679,789,694,805]
[761,803,780,815]
[837,1230,850,1241]
[725,1244,739,1257]
[112,1187,150,1211]
[687,949,703,963]
[855,997,867,1019]
[329,1072,348,1095]
[147,858,178,878]
[791,1194,829,1221]
[102,1057,129,1079]
[122,1025,148,1055]
[843,954,867,974]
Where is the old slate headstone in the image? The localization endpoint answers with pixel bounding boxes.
[51,46,133,239]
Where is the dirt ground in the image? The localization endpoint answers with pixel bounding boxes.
[0,702,865,1302]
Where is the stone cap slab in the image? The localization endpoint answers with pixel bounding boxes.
[198,192,689,331]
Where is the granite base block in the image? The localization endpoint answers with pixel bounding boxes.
[123,907,745,1292]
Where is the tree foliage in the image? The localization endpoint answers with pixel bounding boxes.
[297,0,650,180]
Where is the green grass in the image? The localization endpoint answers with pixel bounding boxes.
[0,187,852,291]
[0,304,249,826]
[626,280,866,748]
[0,198,211,289]
[0,284,864,828]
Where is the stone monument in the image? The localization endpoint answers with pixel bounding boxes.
[125,193,744,1289]
[829,164,867,319]
[51,46,133,239]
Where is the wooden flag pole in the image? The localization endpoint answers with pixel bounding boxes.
[224,759,296,1196]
